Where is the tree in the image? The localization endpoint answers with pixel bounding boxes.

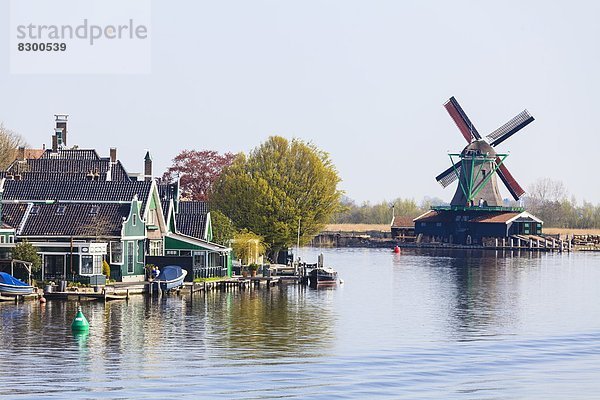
[0,123,27,170]
[212,136,342,259]
[162,150,235,201]
[12,240,42,273]
[231,229,267,265]
[211,209,236,246]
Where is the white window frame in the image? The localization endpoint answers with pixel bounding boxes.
[127,241,135,274]
[80,255,102,276]
[149,240,162,256]
[110,241,123,264]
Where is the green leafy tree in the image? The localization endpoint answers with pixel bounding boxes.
[211,209,236,246]
[12,240,42,273]
[231,229,267,265]
[212,136,342,259]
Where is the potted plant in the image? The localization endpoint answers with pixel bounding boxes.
[249,263,260,277]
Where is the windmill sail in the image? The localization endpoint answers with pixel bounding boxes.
[487,110,534,147]
[435,161,462,188]
[496,160,525,200]
[444,97,482,142]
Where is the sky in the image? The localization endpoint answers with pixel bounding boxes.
[1,1,599,204]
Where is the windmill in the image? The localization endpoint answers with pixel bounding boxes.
[435,96,534,207]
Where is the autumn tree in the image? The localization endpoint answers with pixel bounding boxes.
[211,136,342,259]
[0,123,27,170]
[162,150,235,201]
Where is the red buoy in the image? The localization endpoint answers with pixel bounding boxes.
[393,246,401,254]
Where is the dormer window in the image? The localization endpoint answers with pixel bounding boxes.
[56,205,66,215]
[30,206,40,215]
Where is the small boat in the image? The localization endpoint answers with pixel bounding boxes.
[153,265,187,292]
[0,272,35,295]
[308,253,338,286]
[309,266,338,286]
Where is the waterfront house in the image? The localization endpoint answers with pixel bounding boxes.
[0,115,231,282]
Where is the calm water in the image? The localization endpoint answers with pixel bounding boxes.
[1,248,600,399]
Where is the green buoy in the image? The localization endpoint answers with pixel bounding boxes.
[71,306,89,332]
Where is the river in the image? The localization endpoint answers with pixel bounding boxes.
[1,248,600,399]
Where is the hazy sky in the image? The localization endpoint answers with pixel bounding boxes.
[2,1,599,204]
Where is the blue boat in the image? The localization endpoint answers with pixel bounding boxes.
[153,266,187,292]
[0,272,35,295]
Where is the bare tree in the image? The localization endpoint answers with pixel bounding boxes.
[526,178,568,203]
[0,123,27,170]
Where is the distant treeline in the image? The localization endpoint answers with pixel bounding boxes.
[333,179,600,229]
[521,178,600,229]
[330,196,446,224]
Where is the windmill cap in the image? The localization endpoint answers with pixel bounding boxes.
[461,139,496,157]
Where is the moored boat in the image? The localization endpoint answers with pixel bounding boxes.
[153,265,187,292]
[309,266,338,286]
[0,272,35,295]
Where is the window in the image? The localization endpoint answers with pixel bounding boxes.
[193,251,206,268]
[166,250,179,256]
[149,240,162,256]
[127,241,135,274]
[148,210,155,225]
[8,236,14,244]
[180,250,191,257]
[436,222,442,227]
[81,255,103,275]
[132,214,137,226]
[110,241,123,264]
[90,205,100,215]
[56,205,66,215]
[81,255,93,275]
[30,206,40,215]
[420,222,426,227]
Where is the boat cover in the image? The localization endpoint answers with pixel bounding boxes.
[0,272,29,286]
[156,266,183,281]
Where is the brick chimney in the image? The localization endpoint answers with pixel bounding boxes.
[144,151,152,181]
[54,114,68,147]
[110,147,117,163]
[17,146,25,161]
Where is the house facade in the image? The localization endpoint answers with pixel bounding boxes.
[0,115,231,282]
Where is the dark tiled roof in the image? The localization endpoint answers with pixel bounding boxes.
[18,203,130,237]
[175,201,209,238]
[157,183,179,201]
[178,201,209,214]
[161,200,171,222]
[1,204,28,231]
[176,213,207,239]
[5,158,130,181]
[40,149,100,160]
[3,180,152,208]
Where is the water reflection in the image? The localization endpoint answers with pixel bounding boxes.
[408,248,544,341]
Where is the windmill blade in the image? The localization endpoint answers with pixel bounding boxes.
[496,159,525,200]
[444,96,482,142]
[435,161,462,188]
[487,110,534,147]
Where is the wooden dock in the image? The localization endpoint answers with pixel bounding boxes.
[43,291,128,301]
